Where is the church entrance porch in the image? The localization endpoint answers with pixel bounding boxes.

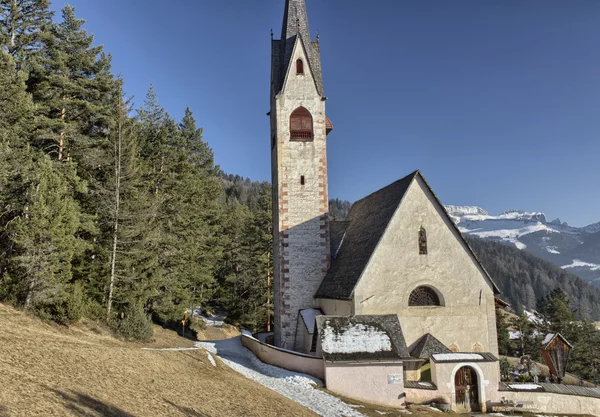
[454,366,480,413]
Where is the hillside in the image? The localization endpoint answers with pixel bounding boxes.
[467,236,600,320]
[0,303,315,417]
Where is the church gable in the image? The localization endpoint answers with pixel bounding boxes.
[315,171,417,300]
[354,173,498,310]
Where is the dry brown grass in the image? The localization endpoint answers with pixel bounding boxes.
[0,303,316,417]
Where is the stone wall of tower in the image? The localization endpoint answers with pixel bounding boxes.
[271,41,330,350]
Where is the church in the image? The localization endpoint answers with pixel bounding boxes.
[267,0,502,412]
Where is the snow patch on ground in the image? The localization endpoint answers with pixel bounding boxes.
[561,259,600,271]
[142,347,201,351]
[322,323,391,354]
[195,337,365,417]
[207,352,216,367]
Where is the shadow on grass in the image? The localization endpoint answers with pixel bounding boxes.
[163,399,210,417]
[48,388,135,417]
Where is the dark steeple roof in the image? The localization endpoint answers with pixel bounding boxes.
[271,0,324,96]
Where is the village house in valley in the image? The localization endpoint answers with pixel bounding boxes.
[237,0,600,414]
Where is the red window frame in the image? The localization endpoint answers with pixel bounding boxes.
[290,107,313,141]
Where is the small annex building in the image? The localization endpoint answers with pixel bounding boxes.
[265,0,503,413]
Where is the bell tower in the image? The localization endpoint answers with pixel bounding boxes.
[270,0,333,350]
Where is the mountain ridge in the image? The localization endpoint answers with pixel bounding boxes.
[446,205,600,288]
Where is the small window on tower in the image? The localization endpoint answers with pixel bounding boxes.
[419,227,427,255]
[290,107,313,141]
[300,175,305,185]
[296,59,304,74]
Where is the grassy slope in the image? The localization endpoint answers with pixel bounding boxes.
[0,303,316,417]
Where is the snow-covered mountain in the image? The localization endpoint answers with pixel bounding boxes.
[446,206,600,288]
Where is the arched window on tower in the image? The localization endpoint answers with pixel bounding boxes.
[409,286,442,307]
[296,59,304,74]
[290,107,313,141]
[419,227,427,255]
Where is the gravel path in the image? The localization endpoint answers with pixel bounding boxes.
[196,337,365,417]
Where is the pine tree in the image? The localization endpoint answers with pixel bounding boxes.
[215,184,273,332]
[28,5,115,165]
[147,107,223,323]
[0,49,34,142]
[5,154,85,322]
[96,79,160,327]
[496,307,511,356]
[0,0,53,70]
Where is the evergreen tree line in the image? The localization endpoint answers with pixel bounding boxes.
[496,289,600,384]
[467,235,600,320]
[0,2,272,339]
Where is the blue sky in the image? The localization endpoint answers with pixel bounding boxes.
[50,1,600,226]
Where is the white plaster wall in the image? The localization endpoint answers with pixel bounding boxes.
[431,361,501,413]
[316,298,353,316]
[272,38,330,349]
[353,176,498,355]
[325,362,406,408]
[498,391,600,415]
[241,333,324,380]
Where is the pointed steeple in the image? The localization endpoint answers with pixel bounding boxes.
[281,0,312,43]
[272,0,324,96]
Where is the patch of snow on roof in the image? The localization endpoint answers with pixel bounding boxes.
[561,259,600,271]
[322,323,392,354]
[432,353,483,361]
[541,333,555,346]
[508,383,542,390]
[300,309,321,334]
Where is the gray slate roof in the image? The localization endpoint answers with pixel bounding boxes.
[316,314,411,362]
[410,333,452,359]
[329,221,350,259]
[316,170,500,300]
[271,0,324,96]
[404,380,438,390]
[316,171,418,299]
[500,382,600,399]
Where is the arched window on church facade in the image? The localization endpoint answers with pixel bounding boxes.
[419,226,427,255]
[409,286,441,307]
[290,107,313,141]
[296,59,304,74]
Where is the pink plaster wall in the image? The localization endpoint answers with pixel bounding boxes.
[241,333,324,379]
[325,362,405,408]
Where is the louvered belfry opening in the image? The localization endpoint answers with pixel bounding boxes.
[290,106,313,141]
